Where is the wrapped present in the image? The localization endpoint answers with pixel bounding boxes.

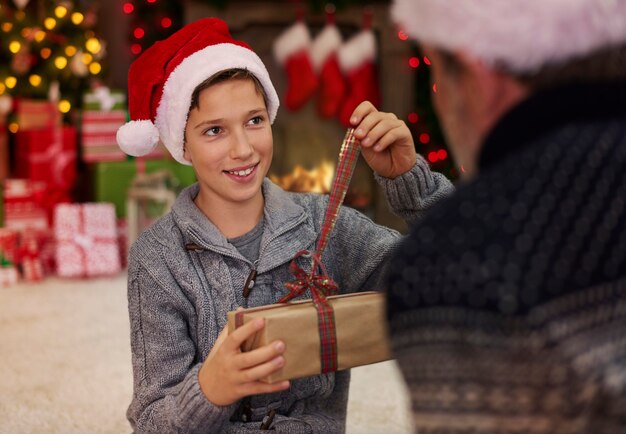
[0,228,19,263]
[3,179,49,231]
[14,99,57,131]
[228,291,391,383]
[80,110,127,162]
[89,159,196,218]
[14,126,77,192]
[82,87,126,111]
[126,170,177,248]
[227,129,390,383]
[0,255,18,287]
[17,235,44,282]
[53,202,121,277]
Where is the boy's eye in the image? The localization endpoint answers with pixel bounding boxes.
[248,116,264,126]
[204,126,222,136]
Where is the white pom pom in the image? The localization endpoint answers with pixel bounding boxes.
[116,120,160,157]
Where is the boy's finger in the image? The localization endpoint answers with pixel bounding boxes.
[238,356,287,383]
[349,101,376,125]
[235,340,286,369]
[224,318,265,351]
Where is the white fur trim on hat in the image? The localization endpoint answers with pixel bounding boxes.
[392,0,626,73]
[273,21,312,65]
[337,29,376,73]
[311,24,343,72]
[156,43,280,165]
[116,120,160,157]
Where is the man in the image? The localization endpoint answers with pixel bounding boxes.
[386,1,626,433]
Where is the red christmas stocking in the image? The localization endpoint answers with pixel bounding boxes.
[338,29,381,127]
[311,23,346,118]
[273,21,318,111]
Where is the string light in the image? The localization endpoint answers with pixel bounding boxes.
[71,13,84,25]
[82,52,93,64]
[423,56,431,65]
[123,3,134,14]
[54,6,68,19]
[44,18,57,30]
[59,100,71,113]
[409,56,419,68]
[419,133,430,144]
[85,37,101,54]
[2,23,13,32]
[0,83,5,94]
[131,43,142,55]
[29,74,42,87]
[397,30,408,41]
[54,56,68,69]
[133,27,145,39]
[408,113,419,124]
[8,123,19,133]
[65,45,77,56]
[437,149,447,160]
[161,17,172,28]
[41,48,52,59]
[34,30,46,42]
[5,77,17,89]
[89,62,102,74]
[9,40,21,54]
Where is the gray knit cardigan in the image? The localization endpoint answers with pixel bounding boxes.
[126,157,453,433]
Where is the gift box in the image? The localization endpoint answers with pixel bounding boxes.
[14,99,57,131]
[14,126,77,192]
[80,110,128,162]
[0,120,9,182]
[53,202,121,277]
[89,159,196,218]
[126,170,177,249]
[2,179,49,231]
[227,291,391,383]
[0,257,18,287]
[0,228,19,263]
[83,88,126,111]
[18,237,44,282]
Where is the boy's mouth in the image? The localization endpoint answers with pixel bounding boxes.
[224,163,258,178]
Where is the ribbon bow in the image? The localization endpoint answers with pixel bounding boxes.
[278,250,340,373]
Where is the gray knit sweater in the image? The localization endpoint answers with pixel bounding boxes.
[126,156,453,433]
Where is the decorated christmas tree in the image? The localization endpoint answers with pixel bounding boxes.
[0,0,106,123]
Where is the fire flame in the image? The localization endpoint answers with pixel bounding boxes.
[270,161,335,194]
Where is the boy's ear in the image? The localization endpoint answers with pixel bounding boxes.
[183,144,191,163]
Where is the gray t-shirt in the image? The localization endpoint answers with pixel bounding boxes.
[227,216,264,263]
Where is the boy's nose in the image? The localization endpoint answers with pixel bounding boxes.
[229,130,254,159]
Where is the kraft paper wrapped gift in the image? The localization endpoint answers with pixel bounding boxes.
[227,291,391,383]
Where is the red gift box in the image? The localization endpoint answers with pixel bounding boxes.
[53,203,121,277]
[0,228,19,263]
[81,110,127,162]
[3,179,49,231]
[14,126,77,192]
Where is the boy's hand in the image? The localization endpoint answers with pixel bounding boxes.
[198,318,289,406]
[351,101,417,179]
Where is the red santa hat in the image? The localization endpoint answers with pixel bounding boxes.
[117,18,279,165]
[392,0,626,73]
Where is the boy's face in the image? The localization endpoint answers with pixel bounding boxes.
[183,78,273,209]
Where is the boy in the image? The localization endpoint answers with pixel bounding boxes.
[118,17,452,432]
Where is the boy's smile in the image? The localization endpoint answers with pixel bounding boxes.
[183,78,273,221]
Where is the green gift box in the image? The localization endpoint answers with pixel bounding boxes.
[89,159,196,218]
[83,89,127,111]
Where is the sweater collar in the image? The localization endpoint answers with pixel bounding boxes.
[172,178,307,251]
[479,80,626,171]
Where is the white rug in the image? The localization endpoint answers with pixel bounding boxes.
[0,273,412,434]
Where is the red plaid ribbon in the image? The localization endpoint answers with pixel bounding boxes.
[280,128,360,373]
